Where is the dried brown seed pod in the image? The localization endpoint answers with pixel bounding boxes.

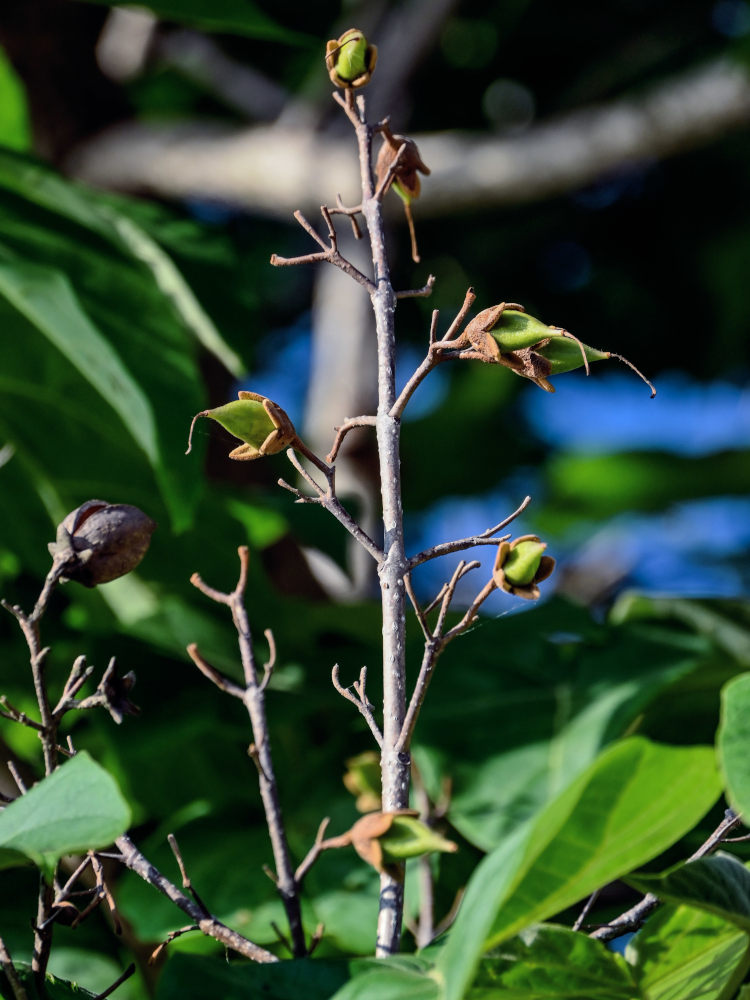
[48,501,156,587]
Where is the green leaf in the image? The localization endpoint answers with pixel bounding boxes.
[0,258,158,465]
[626,904,749,1000]
[0,48,31,152]
[718,673,750,814]
[329,958,439,1000]
[469,923,637,999]
[0,752,130,871]
[415,602,708,852]
[436,738,721,1000]
[627,853,750,933]
[155,953,433,1000]
[74,0,311,43]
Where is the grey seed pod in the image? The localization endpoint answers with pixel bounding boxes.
[48,501,156,587]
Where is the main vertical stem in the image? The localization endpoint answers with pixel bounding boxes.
[356,102,410,956]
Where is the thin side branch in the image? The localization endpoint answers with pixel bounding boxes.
[590,809,743,941]
[326,416,378,464]
[331,665,383,747]
[396,274,436,300]
[115,834,278,962]
[186,643,245,699]
[279,449,384,563]
[270,209,376,293]
[408,496,531,568]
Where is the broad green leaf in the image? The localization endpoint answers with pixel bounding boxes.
[626,904,749,1000]
[0,752,130,870]
[103,211,243,377]
[329,957,439,1000]
[415,600,705,851]
[0,148,245,529]
[11,966,99,999]
[627,853,750,933]
[155,953,430,1000]
[436,738,721,1000]
[74,0,311,43]
[0,49,31,152]
[718,673,750,814]
[469,923,638,999]
[0,258,158,465]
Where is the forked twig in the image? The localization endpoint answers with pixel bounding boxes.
[331,664,383,747]
[270,209,376,293]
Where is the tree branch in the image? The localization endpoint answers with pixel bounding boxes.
[69,59,750,218]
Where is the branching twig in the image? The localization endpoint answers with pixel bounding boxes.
[149,925,200,965]
[189,547,306,957]
[396,274,436,299]
[390,288,477,419]
[270,209,376,293]
[115,834,278,962]
[279,447,384,563]
[326,415,377,464]
[186,643,245,700]
[590,809,743,941]
[408,496,531,569]
[331,665,384,747]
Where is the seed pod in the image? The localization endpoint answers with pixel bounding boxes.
[349,810,457,879]
[375,124,430,263]
[48,501,156,588]
[462,304,655,395]
[325,28,377,89]
[186,391,296,461]
[493,535,555,601]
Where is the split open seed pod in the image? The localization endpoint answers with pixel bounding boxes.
[462,303,655,395]
[349,810,457,879]
[186,390,296,461]
[493,535,556,600]
[325,28,377,88]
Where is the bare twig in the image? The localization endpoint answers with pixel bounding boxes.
[7,761,26,795]
[404,572,430,641]
[115,834,278,962]
[168,833,210,913]
[572,889,601,932]
[389,288,477,419]
[331,665,384,747]
[0,696,45,732]
[259,629,277,693]
[279,448,384,563]
[408,496,532,569]
[148,925,199,964]
[295,817,354,888]
[270,209,376,293]
[0,935,28,1000]
[186,643,245,700]
[590,809,743,941]
[190,548,306,958]
[396,274,436,300]
[326,415,378,464]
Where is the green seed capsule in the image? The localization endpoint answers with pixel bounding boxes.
[502,539,547,586]
[489,310,554,351]
[335,30,368,82]
[535,335,610,374]
[186,391,296,461]
[379,815,458,862]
